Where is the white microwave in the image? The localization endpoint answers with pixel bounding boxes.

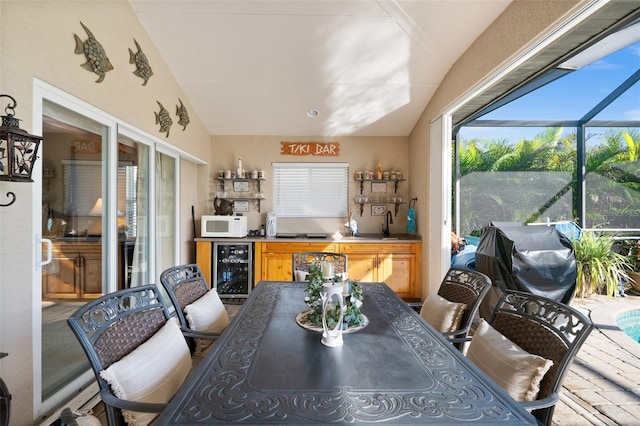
[201,215,248,238]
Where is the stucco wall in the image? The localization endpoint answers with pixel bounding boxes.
[0,1,210,422]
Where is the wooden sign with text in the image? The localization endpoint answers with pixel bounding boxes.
[280,142,340,156]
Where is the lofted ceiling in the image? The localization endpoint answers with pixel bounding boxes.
[129,0,512,137]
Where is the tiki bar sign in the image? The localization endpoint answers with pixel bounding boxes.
[280,141,340,156]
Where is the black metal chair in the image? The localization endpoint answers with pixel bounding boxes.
[160,263,228,355]
[411,267,492,349]
[67,285,189,426]
[292,252,348,281]
[476,290,594,425]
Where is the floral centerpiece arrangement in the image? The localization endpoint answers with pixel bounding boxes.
[303,263,365,329]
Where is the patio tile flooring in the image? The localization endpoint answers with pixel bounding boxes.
[552,294,640,425]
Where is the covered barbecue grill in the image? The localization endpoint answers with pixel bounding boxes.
[475,223,577,318]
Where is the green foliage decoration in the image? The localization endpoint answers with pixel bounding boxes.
[574,231,631,298]
[303,263,365,329]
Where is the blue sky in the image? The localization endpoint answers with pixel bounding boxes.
[460,40,640,142]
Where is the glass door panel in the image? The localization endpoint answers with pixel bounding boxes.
[156,151,177,280]
[41,103,106,400]
[117,133,150,289]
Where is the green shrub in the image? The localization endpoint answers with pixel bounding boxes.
[574,232,631,297]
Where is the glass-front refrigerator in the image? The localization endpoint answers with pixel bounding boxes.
[213,242,253,299]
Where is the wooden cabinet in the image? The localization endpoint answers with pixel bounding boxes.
[258,242,339,282]
[196,239,421,299]
[42,242,103,299]
[340,243,420,299]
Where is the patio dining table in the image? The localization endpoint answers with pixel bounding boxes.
[156,281,537,424]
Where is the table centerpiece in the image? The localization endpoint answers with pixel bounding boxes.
[297,263,367,332]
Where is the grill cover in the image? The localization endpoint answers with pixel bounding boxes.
[475,224,576,317]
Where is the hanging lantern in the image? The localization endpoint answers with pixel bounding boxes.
[0,94,42,183]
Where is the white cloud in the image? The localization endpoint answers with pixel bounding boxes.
[625,109,640,120]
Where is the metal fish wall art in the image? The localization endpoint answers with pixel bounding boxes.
[155,101,173,137]
[176,98,190,131]
[74,21,113,83]
[129,39,153,86]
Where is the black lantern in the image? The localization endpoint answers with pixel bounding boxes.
[0,94,42,183]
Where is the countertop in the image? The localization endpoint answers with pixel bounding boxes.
[195,233,422,243]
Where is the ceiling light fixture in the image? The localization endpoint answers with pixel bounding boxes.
[306,109,319,118]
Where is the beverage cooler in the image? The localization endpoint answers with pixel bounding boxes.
[213,242,253,299]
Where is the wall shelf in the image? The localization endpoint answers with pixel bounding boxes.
[216,177,266,212]
[354,176,406,217]
[355,178,405,195]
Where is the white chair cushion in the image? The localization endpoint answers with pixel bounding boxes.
[184,289,229,334]
[295,270,309,281]
[419,294,467,333]
[99,317,192,426]
[467,319,554,402]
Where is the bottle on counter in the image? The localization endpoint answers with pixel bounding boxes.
[266,212,277,238]
[260,224,265,237]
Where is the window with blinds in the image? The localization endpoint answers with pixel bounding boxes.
[273,162,348,217]
[63,160,101,215]
[63,160,138,236]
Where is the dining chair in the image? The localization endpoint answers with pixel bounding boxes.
[291,252,348,281]
[159,263,229,356]
[465,289,594,426]
[411,267,492,350]
[67,285,192,426]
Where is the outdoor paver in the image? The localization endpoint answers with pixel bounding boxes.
[563,377,602,392]
[595,403,640,425]
[551,295,640,426]
[597,389,640,405]
[589,377,637,391]
[572,390,613,406]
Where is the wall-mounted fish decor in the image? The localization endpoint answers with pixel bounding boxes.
[129,39,153,86]
[74,21,113,83]
[176,98,190,131]
[155,101,173,137]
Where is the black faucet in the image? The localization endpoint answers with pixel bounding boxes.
[382,210,393,237]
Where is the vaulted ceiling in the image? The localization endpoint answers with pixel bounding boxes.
[130,1,640,138]
[129,0,511,137]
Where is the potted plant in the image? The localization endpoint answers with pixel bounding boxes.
[618,239,640,293]
[574,231,631,298]
[303,264,365,329]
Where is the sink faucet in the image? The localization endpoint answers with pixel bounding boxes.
[382,210,393,237]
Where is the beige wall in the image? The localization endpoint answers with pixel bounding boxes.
[0,1,210,422]
[210,135,410,235]
[408,0,583,296]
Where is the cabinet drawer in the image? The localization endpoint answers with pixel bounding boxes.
[340,242,416,254]
[262,242,338,253]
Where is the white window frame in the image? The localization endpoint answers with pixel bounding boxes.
[272,162,348,218]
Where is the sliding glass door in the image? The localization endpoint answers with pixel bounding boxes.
[40,103,108,401]
[34,84,183,417]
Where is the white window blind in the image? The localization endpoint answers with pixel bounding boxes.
[273,162,348,217]
[63,160,101,215]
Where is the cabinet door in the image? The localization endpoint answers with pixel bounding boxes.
[378,253,415,298]
[42,251,79,298]
[345,253,377,282]
[261,252,292,281]
[81,250,103,298]
[196,241,213,285]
